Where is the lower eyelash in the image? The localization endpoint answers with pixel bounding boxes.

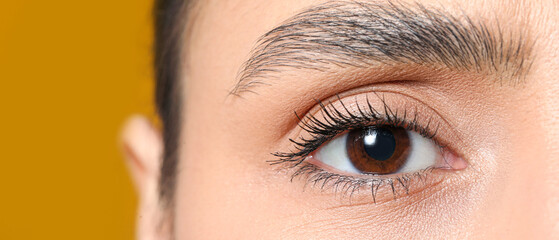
[291,163,437,202]
[269,93,443,200]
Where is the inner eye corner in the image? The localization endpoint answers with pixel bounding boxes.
[437,147,469,171]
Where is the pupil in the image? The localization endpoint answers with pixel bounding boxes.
[362,127,396,161]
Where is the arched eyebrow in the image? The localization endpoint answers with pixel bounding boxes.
[230,0,535,96]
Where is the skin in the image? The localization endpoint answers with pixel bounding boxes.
[122,0,559,239]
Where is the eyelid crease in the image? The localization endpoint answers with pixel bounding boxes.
[259,67,470,145]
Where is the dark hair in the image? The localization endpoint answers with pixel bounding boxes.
[153,0,188,208]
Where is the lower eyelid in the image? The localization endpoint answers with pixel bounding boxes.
[286,161,451,204]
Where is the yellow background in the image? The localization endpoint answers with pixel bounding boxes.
[0,1,155,239]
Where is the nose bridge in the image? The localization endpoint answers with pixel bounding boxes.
[541,85,559,238]
[490,140,549,239]
[539,37,559,237]
[490,89,557,239]
[510,156,545,239]
[542,161,559,238]
[500,39,559,237]
[518,73,559,238]
[536,121,559,237]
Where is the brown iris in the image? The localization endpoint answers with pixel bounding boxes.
[346,126,411,174]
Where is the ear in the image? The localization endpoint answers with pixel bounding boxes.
[121,115,169,240]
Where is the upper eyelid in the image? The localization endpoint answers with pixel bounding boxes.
[298,91,452,137]
[303,96,441,141]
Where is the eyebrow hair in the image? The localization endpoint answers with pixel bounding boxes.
[231,0,535,95]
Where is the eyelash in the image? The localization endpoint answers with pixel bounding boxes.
[269,93,444,201]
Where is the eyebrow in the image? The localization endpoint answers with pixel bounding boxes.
[230,0,535,96]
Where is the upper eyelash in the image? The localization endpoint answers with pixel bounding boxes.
[269,93,443,201]
[270,93,440,166]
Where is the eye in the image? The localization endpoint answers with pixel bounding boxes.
[270,95,467,200]
[313,126,440,175]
